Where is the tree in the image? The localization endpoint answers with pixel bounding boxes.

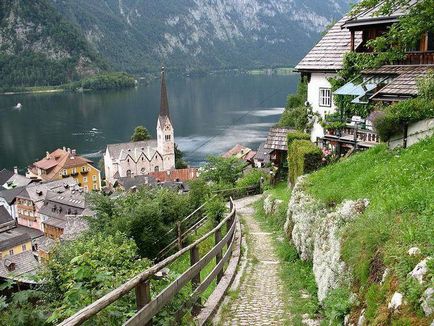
[131,126,151,142]
[353,0,434,58]
[200,156,245,187]
[278,80,309,131]
[175,144,188,169]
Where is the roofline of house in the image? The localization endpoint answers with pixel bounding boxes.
[294,68,341,74]
[343,15,400,29]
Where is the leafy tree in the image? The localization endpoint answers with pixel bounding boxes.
[353,0,434,58]
[88,187,193,258]
[131,125,151,142]
[278,80,309,131]
[175,144,188,169]
[204,195,227,225]
[200,156,245,187]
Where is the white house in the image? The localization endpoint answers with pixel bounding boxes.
[295,16,362,142]
[104,68,175,186]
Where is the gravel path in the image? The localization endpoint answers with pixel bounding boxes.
[218,196,288,325]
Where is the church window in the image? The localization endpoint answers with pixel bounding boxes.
[141,168,146,174]
[165,135,171,141]
[126,170,132,177]
[154,166,159,172]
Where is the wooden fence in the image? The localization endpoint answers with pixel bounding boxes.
[58,198,239,326]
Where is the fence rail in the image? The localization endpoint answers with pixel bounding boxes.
[58,198,238,326]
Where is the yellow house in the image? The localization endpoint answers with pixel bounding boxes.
[27,148,101,192]
[0,229,32,259]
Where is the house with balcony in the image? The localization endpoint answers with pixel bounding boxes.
[296,3,433,154]
[27,148,101,192]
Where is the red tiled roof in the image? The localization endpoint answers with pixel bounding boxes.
[149,168,199,182]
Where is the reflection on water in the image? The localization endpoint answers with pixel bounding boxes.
[0,73,298,170]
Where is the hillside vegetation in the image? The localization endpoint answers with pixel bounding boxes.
[0,0,107,88]
[306,137,434,324]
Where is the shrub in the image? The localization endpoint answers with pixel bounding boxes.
[322,287,353,325]
[373,98,434,141]
[278,80,309,131]
[236,169,269,189]
[205,196,227,225]
[287,131,310,145]
[200,156,245,186]
[417,71,434,100]
[288,140,322,186]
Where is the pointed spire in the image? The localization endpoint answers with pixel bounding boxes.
[160,66,170,118]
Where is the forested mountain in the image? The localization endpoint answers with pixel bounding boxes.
[51,0,350,73]
[0,0,349,87]
[0,0,107,88]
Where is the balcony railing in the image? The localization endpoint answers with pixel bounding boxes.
[324,120,380,148]
[397,51,434,65]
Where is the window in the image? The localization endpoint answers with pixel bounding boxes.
[28,220,32,227]
[92,175,97,181]
[93,184,98,190]
[154,166,159,172]
[22,244,27,251]
[62,169,67,175]
[165,135,171,141]
[9,249,14,256]
[84,185,88,192]
[126,170,132,178]
[319,88,332,107]
[72,168,77,174]
[83,177,88,183]
[141,168,146,174]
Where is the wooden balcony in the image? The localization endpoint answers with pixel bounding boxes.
[324,124,380,149]
[397,51,434,65]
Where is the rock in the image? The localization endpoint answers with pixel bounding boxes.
[420,287,433,316]
[344,314,350,325]
[388,292,403,310]
[408,247,421,256]
[357,309,365,326]
[409,257,431,284]
[302,314,321,326]
[263,195,283,215]
[381,268,389,285]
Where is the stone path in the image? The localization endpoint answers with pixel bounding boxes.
[217,196,288,325]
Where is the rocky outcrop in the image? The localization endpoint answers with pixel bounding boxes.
[285,176,369,302]
[263,194,283,216]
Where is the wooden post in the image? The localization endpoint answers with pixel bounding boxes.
[350,30,355,52]
[215,228,223,283]
[190,245,201,316]
[135,280,152,325]
[177,221,182,250]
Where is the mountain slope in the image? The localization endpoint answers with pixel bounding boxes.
[51,0,350,73]
[0,0,108,88]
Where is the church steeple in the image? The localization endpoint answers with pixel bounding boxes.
[160,66,170,119]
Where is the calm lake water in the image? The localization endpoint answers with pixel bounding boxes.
[0,73,298,170]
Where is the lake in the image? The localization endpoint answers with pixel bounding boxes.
[0,73,298,171]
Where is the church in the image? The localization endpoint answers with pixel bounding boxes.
[104,68,175,186]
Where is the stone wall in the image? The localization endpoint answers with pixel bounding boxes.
[284,176,369,302]
[389,118,434,150]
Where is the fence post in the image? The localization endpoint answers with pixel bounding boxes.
[135,280,152,325]
[177,221,182,250]
[190,245,201,316]
[215,228,223,283]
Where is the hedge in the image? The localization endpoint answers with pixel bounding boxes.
[288,140,322,186]
[287,131,310,145]
[373,98,434,141]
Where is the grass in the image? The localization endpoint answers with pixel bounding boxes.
[253,196,320,325]
[305,136,434,324]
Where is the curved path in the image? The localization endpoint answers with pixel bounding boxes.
[216,196,288,325]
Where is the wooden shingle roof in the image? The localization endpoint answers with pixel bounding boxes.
[364,65,434,98]
[264,128,294,151]
[295,16,362,72]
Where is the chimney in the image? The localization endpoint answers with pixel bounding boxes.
[67,148,71,153]
[72,149,77,156]
[46,151,50,159]
[63,146,66,151]
[13,166,18,174]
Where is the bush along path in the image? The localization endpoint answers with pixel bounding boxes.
[215,195,289,325]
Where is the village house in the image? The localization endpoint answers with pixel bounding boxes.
[26,148,101,192]
[263,127,294,167]
[295,16,362,143]
[253,142,273,168]
[0,169,33,220]
[14,178,78,231]
[104,67,175,187]
[223,144,256,166]
[296,6,433,153]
